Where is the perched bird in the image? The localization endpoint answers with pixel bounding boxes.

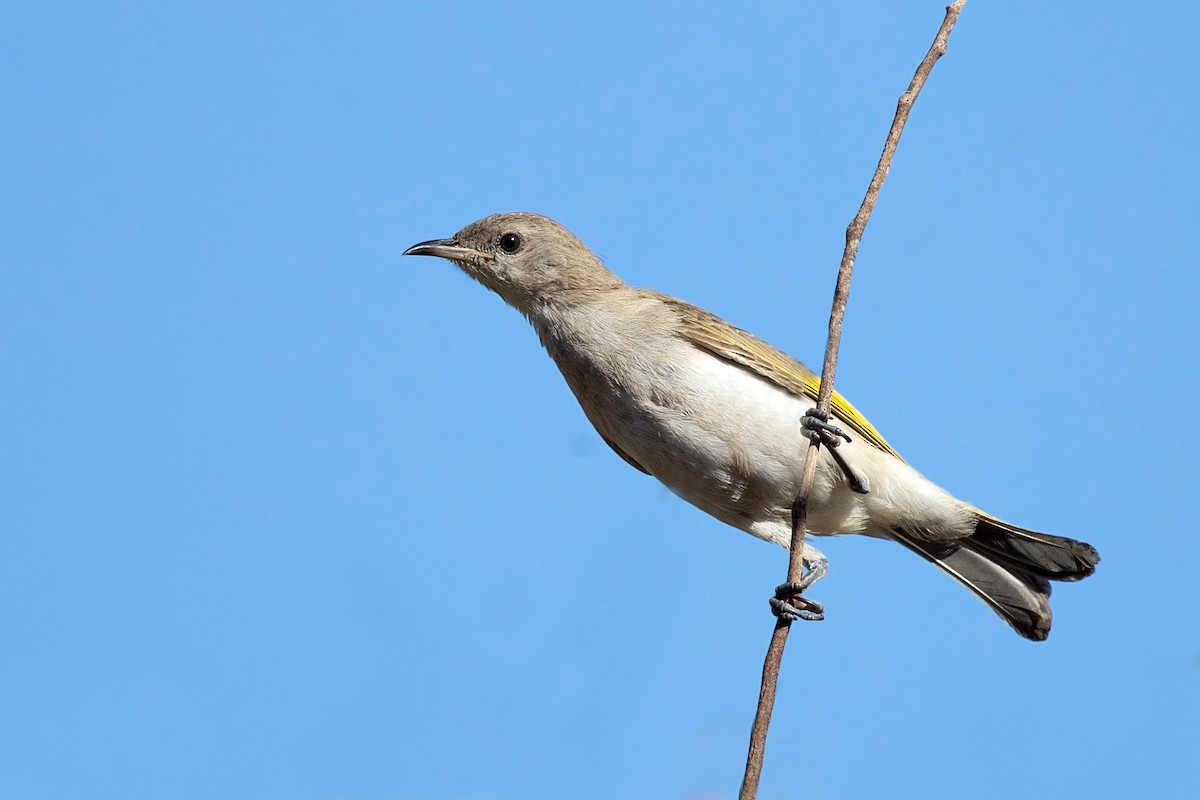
[404,212,1099,640]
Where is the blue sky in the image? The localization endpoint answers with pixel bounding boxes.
[3,2,1198,798]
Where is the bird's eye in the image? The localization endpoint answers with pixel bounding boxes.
[499,232,523,254]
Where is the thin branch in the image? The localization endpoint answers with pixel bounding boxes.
[738,3,968,798]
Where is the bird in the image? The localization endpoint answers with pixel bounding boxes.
[403,212,1099,640]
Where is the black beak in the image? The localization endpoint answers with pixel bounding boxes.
[403,238,492,261]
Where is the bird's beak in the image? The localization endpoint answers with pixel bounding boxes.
[403,238,494,262]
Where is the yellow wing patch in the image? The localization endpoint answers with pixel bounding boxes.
[659,294,903,461]
[826,386,901,460]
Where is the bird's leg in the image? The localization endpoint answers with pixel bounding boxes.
[801,408,871,495]
[801,407,850,444]
[827,444,870,495]
[769,555,828,622]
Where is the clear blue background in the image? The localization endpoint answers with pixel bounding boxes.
[3,2,1197,798]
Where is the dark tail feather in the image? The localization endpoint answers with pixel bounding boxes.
[891,529,1055,640]
[969,515,1100,582]
[891,520,1098,641]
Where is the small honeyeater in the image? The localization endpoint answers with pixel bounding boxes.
[404,212,1099,640]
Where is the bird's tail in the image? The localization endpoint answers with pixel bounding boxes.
[890,515,1099,641]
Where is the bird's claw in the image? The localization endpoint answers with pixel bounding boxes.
[801,408,851,446]
[770,577,826,622]
[801,408,870,494]
[770,595,825,622]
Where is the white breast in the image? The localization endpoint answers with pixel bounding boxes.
[536,299,972,548]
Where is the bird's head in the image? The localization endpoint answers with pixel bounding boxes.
[404,212,623,313]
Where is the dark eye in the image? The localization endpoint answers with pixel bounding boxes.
[499,232,523,254]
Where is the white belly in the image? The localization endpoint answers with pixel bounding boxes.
[545,322,973,548]
[596,345,866,544]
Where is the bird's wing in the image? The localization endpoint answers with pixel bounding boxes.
[658,294,902,461]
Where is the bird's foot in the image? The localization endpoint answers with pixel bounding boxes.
[769,557,828,622]
[800,408,870,495]
[770,586,825,621]
[801,408,851,446]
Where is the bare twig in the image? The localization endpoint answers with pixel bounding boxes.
[738,3,968,798]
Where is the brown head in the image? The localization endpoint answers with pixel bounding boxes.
[403,212,625,314]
